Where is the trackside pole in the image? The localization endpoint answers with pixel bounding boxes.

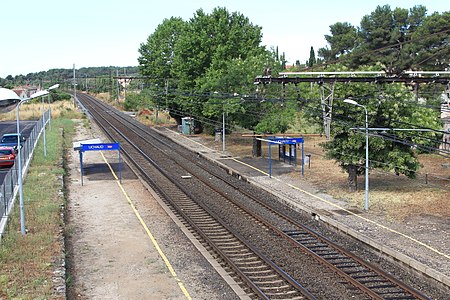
[301,142,305,177]
[118,147,122,183]
[256,137,282,178]
[79,151,84,186]
[269,143,272,178]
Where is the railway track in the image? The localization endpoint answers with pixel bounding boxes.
[75,92,431,300]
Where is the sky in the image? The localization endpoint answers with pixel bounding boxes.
[0,1,448,78]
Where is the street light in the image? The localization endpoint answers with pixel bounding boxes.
[47,84,59,130]
[0,88,49,235]
[344,99,369,211]
[42,84,59,157]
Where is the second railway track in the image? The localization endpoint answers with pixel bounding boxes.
[75,92,433,300]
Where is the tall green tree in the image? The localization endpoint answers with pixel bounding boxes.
[171,7,267,123]
[138,17,186,85]
[200,52,280,132]
[410,11,450,70]
[308,46,316,67]
[317,5,450,74]
[318,22,358,61]
[137,7,292,132]
[301,64,442,191]
[353,5,428,73]
[138,17,188,122]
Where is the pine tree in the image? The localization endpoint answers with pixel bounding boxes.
[308,46,316,67]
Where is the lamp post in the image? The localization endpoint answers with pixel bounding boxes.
[17,90,49,234]
[0,88,49,235]
[42,84,59,157]
[222,108,226,152]
[344,99,369,211]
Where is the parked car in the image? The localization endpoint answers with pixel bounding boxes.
[0,133,25,152]
[0,146,16,167]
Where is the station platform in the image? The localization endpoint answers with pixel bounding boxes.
[160,127,450,290]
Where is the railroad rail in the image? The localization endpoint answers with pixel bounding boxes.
[76,93,314,299]
[74,92,432,299]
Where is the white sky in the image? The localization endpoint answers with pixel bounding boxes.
[0,0,448,78]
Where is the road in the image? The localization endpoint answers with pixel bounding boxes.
[0,120,37,183]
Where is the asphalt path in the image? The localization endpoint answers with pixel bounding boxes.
[0,120,37,183]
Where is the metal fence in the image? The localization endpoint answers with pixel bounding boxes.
[0,109,50,238]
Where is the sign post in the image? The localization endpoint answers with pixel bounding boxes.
[79,142,121,185]
[256,138,282,178]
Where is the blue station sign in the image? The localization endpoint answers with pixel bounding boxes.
[81,142,120,152]
[270,137,304,144]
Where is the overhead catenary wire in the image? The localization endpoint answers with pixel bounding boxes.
[136,84,449,157]
[122,87,450,193]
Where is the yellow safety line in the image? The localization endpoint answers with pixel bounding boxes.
[100,152,192,300]
[229,157,450,260]
[228,157,270,176]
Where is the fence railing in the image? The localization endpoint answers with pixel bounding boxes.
[0,109,50,239]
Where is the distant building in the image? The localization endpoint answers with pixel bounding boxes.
[13,89,28,100]
[13,85,40,99]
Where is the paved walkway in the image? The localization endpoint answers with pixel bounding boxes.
[160,127,450,289]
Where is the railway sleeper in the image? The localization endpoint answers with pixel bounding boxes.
[358,278,390,284]
[385,296,417,300]
[214,241,242,247]
[263,290,304,297]
[247,273,279,279]
[239,265,271,271]
[246,269,276,275]
[233,261,264,267]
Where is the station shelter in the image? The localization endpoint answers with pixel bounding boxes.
[254,136,306,177]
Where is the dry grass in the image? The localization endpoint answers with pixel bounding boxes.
[0,101,82,121]
[199,132,450,222]
[136,110,177,127]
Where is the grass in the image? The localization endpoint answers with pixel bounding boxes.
[0,110,79,299]
[0,100,80,121]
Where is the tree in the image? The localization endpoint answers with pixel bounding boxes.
[301,64,442,191]
[318,22,358,61]
[254,105,295,134]
[170,7,269,127]
[138,17,186,85]
[308,46,316,67]
[410,11,450,70]
[317,5,450,75]
[138,17,187,123]
[353,5,427,73]
[199,53,279,132]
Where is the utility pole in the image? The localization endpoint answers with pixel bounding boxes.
[73,64,76,106]
[165,79,169,110]
[116,68,119,104]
